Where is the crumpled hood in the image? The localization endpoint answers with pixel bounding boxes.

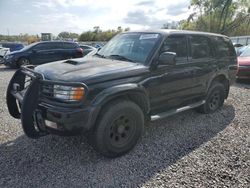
[35,56,147,84]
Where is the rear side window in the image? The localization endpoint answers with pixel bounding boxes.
[214,37,235,57]
[49,42,63,49]
[190,36,213,59]
[161,35,187,59]
[33,43,49,50]
[63,43,77,49]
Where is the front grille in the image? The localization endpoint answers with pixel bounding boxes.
[40,82,54,99]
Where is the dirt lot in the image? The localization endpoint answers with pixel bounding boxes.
[0,65,249,188]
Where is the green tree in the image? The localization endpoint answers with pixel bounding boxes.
[58,31,79,39]
[180,0,250,36]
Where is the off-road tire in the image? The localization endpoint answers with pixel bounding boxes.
[196,82,226,114]
[91,100,144,158]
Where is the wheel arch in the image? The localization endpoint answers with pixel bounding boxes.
[209,74,230,98]
[92,84,150,114]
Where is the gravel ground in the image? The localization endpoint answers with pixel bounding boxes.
[0,65,249,188]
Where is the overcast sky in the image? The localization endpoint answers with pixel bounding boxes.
[0,0,191,35]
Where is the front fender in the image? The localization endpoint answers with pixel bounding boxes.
[92,83,149,108]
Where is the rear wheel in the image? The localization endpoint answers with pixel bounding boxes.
[18,57,29,67]
[90,100,144,158]
[196,82,226,114]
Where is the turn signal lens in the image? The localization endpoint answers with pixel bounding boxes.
[72,87,85,101]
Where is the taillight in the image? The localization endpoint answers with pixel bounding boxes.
[77,47,83,54]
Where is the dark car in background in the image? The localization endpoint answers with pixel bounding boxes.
[79,44,96,56]
[3,41,83,68]
[0,42,24,52]
[237,46,250,79]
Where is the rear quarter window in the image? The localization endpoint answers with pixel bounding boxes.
[190,35,213,59]
[63,43,77,49]
[214,37,236,57]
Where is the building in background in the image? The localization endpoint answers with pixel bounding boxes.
[41,33,52,41]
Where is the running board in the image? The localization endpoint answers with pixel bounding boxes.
[150,100,205,121]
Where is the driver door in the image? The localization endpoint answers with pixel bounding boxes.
[30,43,56,65]
[147,35,199,114]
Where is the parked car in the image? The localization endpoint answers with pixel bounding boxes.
[6,30,237,157]
[0,46,10,64]
[237,46,250,79]
[79,44,96,56]
[235,45,249,56]
[0,42,24,52]
[3,41,83,68]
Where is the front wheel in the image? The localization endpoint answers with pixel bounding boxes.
[91,100,144,158]
[196,82,226,114]
[17,57,30,67]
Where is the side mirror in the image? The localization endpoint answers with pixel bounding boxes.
[158,52,176,65]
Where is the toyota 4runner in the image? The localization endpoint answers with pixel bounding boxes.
[6,30,237,157]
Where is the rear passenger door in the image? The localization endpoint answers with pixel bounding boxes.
[188,35,217,97]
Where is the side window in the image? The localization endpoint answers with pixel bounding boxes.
[33,43,49,50]
[215,37,235,57]
[49,42,63,49]
[190,36,213,59]
[64,43,77,49]
[161,35,187,60]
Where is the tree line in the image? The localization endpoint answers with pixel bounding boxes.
[179,0,250,36]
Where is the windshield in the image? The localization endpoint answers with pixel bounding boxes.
[240,46,250,57]
[97,33,160,64]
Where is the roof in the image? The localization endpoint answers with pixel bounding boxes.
[127,29,227,38]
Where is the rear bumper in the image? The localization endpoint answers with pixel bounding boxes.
[7,66,96,137]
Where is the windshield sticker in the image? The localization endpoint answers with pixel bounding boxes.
[139,34,159,40]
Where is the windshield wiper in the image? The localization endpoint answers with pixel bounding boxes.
[108,54,135,63]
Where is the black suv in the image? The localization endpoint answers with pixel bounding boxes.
[4,41,83,68]
[7,30,237,157]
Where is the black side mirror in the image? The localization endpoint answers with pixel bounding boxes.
[158,52,176,65]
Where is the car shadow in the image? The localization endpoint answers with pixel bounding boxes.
[0,104,235,187]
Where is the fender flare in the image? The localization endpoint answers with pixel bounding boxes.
[92,83,149,108]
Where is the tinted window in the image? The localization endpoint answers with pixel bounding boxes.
[33,43,62,50]
[33,43,50,50]
[215,37,235,57]
[190,36,213,59]
[161,35,187,58]
[64,43,77,49]
[49,42,63,49]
